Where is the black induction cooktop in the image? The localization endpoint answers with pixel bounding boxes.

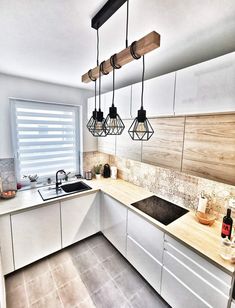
[131,195,189,226]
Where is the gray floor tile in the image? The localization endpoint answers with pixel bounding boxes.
[26,271,56,304]
[114,266,146,299]
[58,277,90,307]
[5,270,24,293]
[73,249,99,274]
[6,285,28,308]
[81,263,111,294]
[102,253,131,279]
[86,233,109,249]
[91,280,129,308]
[5,234,168,308]
[67,240,90,258]
[31,290,63,308]
[130,285,170,308]
[92,241,117,262]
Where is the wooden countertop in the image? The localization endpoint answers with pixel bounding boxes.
[0,178,234,275]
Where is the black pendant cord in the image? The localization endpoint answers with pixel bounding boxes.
[126,0,129,48]
[96,28,99,111]
[141,55,145,109]
[110,54,121,107]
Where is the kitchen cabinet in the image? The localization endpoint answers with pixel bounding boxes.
[11,203,61,269]
[98,135,116,155]
[161,235,231,308]
[131,72,175,118]
[142,117,185,170]
[175,51,235,115]
[61,192,100,248]
[182,114,235,185]
[0,249,6,308]
[0,215,14,274]
[101,193,127,256]
[105,86,132,119]
[116,119,142,161]
[127,210,164,293]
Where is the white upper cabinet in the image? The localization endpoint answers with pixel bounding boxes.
[105,85,132,119]
[131,72,175,118]
[175,51,235,115]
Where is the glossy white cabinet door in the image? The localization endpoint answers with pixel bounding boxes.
[11,203,61,269]
[128,210,164,262]
[161,267,210,308]
[163,235,231,308]
[175,51,235,115]
[0,215,14,274]
[131,72,175,118]
[0,249,6,308]
[61,192,100,248]
[105,86,132,119]
[127,236,162,293]
[101,193,127,256]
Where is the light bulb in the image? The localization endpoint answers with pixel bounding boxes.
[136,122,146,138]
[95,121,103,130]
[109,118,117,128]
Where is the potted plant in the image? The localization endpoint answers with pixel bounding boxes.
[23,174,39,188]
[93,164,102,180]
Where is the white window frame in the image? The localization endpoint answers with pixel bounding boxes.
[10,98,83,183]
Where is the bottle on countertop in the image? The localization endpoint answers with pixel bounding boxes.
[221,208,233,240]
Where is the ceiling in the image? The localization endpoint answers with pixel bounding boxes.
[0,0,235,92]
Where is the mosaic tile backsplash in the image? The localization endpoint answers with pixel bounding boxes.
[0,158,17,191]
[83,151,235,214]
[109,155,235,214]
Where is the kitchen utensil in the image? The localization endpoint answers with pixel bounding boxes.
[84,170,92,180]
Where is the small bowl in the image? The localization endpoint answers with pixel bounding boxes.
[195,211,216,226]
[0,190,17,199]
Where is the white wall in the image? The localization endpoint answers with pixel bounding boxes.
[0,73,97,158]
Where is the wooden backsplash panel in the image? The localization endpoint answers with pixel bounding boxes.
[182,114,235,185]
[142,117,185,170]
[116,120,142,161]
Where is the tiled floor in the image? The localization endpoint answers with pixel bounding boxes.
[5,233,169,308]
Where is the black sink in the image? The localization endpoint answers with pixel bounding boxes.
[131,195,189,225]
[60,181,92,193]
[38,181,92,201]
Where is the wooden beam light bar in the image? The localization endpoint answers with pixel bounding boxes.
[81,31,160,83]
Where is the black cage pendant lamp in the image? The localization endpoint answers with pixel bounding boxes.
[105,54,125,135]
[87,30,108,137]
[128,53,154,141]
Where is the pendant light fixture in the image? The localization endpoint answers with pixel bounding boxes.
[87,30,99,135]
[87,30,108,137]
[128,52,154,141]
[105,54,125,135]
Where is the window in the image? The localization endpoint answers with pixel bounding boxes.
[11,99,81,181]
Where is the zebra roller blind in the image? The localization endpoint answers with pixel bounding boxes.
[11,99,80,180]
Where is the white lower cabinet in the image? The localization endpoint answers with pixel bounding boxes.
[101,193,127,256]
[11,203,61,270]
[127,236,162,293]
[61,192,100,248]
[0,215,14,274]
[161,235,231,308]
[0,248,6,308]
[127,210,164,293]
